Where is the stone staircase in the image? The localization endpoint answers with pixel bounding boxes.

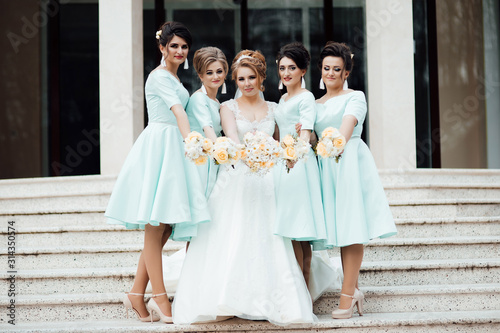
[1,169,499,332]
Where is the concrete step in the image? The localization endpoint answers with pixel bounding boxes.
[359,258,500,286]
[5,311,500,332]
[1,284,499,322]
[389,199,500,219]
[3,198,500,219]
[394,216,500,237]
[0,243,184,270]
[0,226,144,248]
[313,284,500,314]
[361,236,500,261]
[384,184,500,201]
[6,234,498,271]
[1,213,106,228]
[5,258,499,296]
[0,174,116,198]
[379,168,500,185]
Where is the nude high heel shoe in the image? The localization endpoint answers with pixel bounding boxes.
[147,292,173,324]
[331,288,364,319]
[123,292,160,322]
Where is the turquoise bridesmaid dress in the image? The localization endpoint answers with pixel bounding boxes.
[173,91,222,241]
[315,91,397,248]
[274,91,327,245]
[186,90,222,198]
[105,70,210,239]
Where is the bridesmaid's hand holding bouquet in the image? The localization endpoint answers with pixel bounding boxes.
[241,131,281,176]
[281,134,310,173]
[315,127,346,163]
[211,137,244,166]
[184,131,213,165]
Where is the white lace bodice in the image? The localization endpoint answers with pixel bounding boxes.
[222,99,276,141]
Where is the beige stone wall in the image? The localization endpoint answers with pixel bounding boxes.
[436,0,487,168]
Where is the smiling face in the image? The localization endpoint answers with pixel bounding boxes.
[200,61,226,90]
[160,35,189,67]
[278,57,306,88]
[321,56,349,90]
[236,66,261,97]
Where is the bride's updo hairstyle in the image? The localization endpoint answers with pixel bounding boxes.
[193,47,229,78]
[276,42,310,71]
[231,50,267,91]
[156,21,192,49]
[318,41,353,73]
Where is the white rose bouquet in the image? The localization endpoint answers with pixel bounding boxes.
[280,134,311,173]
[184,131,213,165]
[241,131,281,176]
[315,127,346,163]
[211,137,244,166]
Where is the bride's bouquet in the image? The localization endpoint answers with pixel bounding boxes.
[184,131,212,165]
[281,134,311,173]
[241,131,281,176]
[315,127,346,163]
[211,137,244,166]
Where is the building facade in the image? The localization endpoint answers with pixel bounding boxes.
[1,0,499,179]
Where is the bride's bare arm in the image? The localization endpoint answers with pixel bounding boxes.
[220,105,241,144]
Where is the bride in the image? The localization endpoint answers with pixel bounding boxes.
[172,50,316,325]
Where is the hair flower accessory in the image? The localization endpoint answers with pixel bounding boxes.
[236,54,253,63]
[156,30,162,40]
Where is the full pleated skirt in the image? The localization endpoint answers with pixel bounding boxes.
[319,138,397,248]
[105,123,210,237]
[274,149,327,243]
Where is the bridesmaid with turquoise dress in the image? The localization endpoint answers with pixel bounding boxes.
[173,47,228,241]
[314,42,397,319]
[105,22,209,324]
[274,42,327,288]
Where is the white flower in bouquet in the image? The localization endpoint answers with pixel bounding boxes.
[184,131,212,165]
[315,127,346,162]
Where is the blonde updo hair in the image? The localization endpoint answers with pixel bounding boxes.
[231,50,267,91]
[193,47,229,79]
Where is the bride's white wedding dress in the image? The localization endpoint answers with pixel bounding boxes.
[172,99,318,325]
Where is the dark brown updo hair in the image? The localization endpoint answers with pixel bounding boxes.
[157,21,192,49]
[193,47,229,78]
[318,41,353,72]
[276,42,311,70]
[231,50,267,91]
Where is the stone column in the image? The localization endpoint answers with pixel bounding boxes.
[365,0,416,169]
[99,0,143,175]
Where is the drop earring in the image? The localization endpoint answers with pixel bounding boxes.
[221,82,227,94]
[301,76,306,89]
[184,58,189,69]
[201,84,207,95]
[160,55,166,67]
[343,79,348,90]
[278,80,283,90]
[319,78,325,90]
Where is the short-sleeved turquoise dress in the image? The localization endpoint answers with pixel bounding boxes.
[186,90,222,198]
[274,91,327,245]
[105,70,210,238]
[315,91,397,248]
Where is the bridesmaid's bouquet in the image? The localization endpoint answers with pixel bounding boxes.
[184,131,213,165]
[315,127,346,163]
[241,131,281,176]
[211,137,244,166]
[281,134,311,173]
